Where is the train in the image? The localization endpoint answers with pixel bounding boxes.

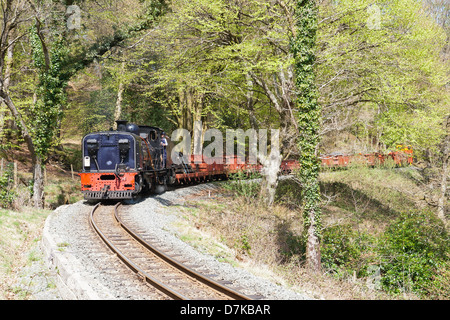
[318,145,413,168]
[79,121,413,200]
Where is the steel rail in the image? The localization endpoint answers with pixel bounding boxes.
[114,203,252,300]
[89,203,189,300]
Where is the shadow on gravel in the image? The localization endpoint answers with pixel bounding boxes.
[152,196,178,207]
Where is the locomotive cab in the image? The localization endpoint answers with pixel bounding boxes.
[137,125,173,170]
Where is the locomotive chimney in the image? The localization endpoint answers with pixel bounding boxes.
[116,120,128,132]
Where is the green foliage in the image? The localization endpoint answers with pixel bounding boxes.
[80,88,117,134]
[29,25,69,159]
[275,178,302,208]
[317,0,448,158]
[235,233,252,255]
[223,170,260,201]
[321,224,376,277]
[378,210,449,296]
[319,210,449,296]
[0,164,16,209]
[321,225,360,271]
[146,0,293,131]
[65,0,169,74]
[139,0,170,27]
[0,123,21,152]
[318,164,449,296]
[426,261,450,299]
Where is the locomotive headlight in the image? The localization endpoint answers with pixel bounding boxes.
[84,156,91,167]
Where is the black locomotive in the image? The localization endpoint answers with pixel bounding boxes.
[80,120,179,199]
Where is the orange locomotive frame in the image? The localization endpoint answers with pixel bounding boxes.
[80,172,138,192]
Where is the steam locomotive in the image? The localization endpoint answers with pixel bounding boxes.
[79,120,178,200]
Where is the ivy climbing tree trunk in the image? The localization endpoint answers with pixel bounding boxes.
[292,0,322,272]
[28,22,69,208]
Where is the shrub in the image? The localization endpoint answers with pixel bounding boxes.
[275,178,302,209]
[321,224,371,276]
[235,233,252,255]
[378,210,449,296]
[223,170,260,201]
[0,164,16,209]
[426,261,450,299]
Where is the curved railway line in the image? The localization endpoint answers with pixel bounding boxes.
[89,202,254,300]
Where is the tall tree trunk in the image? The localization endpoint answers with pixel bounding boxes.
[114,80,124,123]
[113,61,126,129]
[258,129,282,206]
[33,156,44,208]
[247,71,296,205]
[0,85,44,208]
[0,31,15,134]
[244,73,283,206]
[437,115,449,229]
[293,0,322,272]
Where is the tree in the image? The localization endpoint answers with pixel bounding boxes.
[142,0,303,205]
[292,0,321,271]
[315,0,448,154]
[1,0,169,208]
[28,19,69,207]
[437,115,449,229]
[0,0,46,206]
[316,0,449,227]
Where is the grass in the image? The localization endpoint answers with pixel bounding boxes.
[44,176,83,209]
[0,165,82,299]
[0,207,51,299]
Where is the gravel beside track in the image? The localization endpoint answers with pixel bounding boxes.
[22,182,311,300]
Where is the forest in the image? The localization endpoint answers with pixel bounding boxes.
[0,0,448,299]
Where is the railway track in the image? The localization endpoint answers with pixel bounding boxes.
[89,202,253,300]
